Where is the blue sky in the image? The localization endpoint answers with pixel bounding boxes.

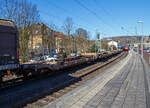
[30,0,149,39]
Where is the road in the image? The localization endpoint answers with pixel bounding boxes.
[43,51,150,108]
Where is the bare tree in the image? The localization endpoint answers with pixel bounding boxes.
[62,17,74,54]
[1,0,40,28]
[0,0,40,62]
[75,28,89,53]
[63,17,74,36]
[86,31,91,52]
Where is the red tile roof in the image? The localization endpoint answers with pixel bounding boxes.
[54,32,64,38]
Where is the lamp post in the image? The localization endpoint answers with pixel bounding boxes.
[138,21,143,57]
[97,32,101,52]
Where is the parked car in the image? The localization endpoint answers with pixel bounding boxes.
[45,56,57,61]
[53,54,59,58]
[29,57,41,62]
[70,53,77,57]
[146,49,150,53]
[40,55,49,60]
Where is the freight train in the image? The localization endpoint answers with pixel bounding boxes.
[123,46,129,51]
[0,19,19,83]
[0,19,124,85]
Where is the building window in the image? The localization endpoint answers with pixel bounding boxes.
[35,37,38,44]
[35,30,38,34]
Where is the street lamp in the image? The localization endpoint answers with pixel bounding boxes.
[138,21,143,57]
[97,32,101,52]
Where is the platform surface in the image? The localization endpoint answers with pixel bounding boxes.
[43,51,150,108]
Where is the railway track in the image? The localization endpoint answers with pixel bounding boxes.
[16,52,127,108]
[0,52,120,90]
[0,52,127,108]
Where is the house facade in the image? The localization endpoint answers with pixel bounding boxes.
[54,32,64,53]
[27,24,64,57]
[108,40,118,50]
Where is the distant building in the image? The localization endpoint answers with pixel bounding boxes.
[108,40,118,50]
[54,32,64,53]
[27,24,53,56]
[134,43,138,48]
[27,23,65,57]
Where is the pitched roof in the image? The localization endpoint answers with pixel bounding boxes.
[54,32,64,38]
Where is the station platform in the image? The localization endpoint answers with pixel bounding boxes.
[43,51,150,108]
